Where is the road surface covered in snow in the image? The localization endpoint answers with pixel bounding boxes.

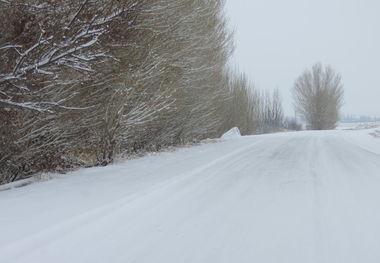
[1,129,380,263]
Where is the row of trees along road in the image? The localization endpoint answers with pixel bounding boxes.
[0,0,285,184]
[0,1,344,185]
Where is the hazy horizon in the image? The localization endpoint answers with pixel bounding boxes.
[226,0,380,117]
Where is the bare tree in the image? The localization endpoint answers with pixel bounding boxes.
[258,88,284,133]
[293,63,344,130]
[284,117,302,131]
[271,88,284,130]
[217,71,260,136]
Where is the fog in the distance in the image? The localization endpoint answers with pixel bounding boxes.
[226,0,380,117]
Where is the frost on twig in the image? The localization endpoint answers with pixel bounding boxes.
[0,0,134,112]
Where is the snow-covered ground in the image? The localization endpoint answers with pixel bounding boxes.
[1,129,380,263]
[337,121,379,130]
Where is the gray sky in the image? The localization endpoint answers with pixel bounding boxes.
[225,0,380,116]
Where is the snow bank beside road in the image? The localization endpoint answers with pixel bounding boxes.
[342,127,380,155]
[221,127,241,139]
[369,129,380,138]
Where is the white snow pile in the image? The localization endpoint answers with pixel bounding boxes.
[221,127,241,139]
[369,129,380,138]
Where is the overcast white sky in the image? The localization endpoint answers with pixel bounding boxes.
[225,0,380,117]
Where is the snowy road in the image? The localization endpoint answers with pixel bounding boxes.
[1,130,380,263]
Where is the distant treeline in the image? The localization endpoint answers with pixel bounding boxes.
[341,115,380,123]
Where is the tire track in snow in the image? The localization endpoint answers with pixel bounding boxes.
[0,138,268,263]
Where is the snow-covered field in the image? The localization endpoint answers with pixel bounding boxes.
[1,128,380,263]
[337,121,379,130]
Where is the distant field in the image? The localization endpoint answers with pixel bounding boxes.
[337,122,380,130]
